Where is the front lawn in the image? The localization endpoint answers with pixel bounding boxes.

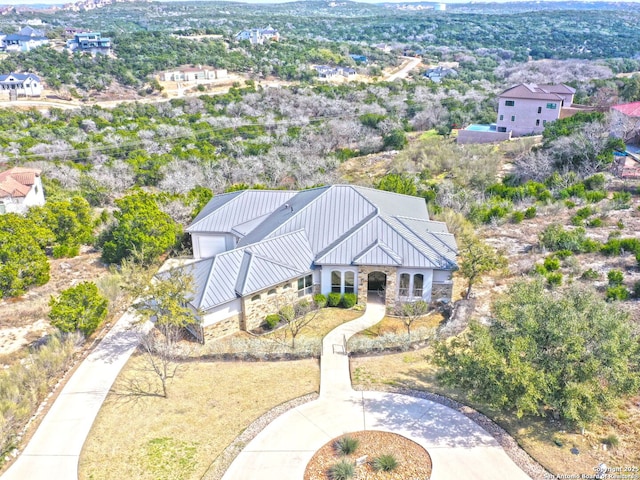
[79,356,319,480]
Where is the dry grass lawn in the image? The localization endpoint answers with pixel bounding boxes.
[355,312,445,338]
[79,355,319,480]
[351,350,640,476]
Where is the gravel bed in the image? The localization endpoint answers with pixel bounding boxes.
[201,392,319,480]
[305,430,432,480]
[354,385,550,480]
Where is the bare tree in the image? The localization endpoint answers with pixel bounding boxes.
[276,300,320,350]
[130,269,201,398]
[394,299,431,341]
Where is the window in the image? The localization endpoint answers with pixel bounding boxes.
[505,100,515,106]
[331,271,341,293]
[413,274,424,298]
[536,119,540,126]
[251,294,261,302]
[283,283,291,290]
[399,273,410,297]
[546,103,557,109]
[297,274,312,297]
[511,116,515,122]
[268,289,276,296]
[537,106,542,114]
[543,120,547,126]
[499,114,503,121]
[344,271,355,294]
[497,127,507,133]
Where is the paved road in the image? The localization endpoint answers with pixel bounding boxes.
[1,311,151,480]
[386,56,422,82]
[222,300,532,480]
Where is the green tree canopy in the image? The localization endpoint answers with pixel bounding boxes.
[433,280,640,425]
[98,192,182,265]
[0,214,51,298]
[49,282,108,337]
[458,233,507,299]
[27,196,94,249]
[375,173,417,196]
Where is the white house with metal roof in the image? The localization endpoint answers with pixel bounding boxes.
[0,73,42,97]
[178,185,457,341]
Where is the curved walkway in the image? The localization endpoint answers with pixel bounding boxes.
[222,300,532,480]
[1,311,152,480]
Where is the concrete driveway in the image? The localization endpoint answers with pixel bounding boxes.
[1,311,151,480]
[222,300,532,480]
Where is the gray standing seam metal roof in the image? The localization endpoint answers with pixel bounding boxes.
[183,185,457,312]
[187,189,297,234]
[178,230,314,311]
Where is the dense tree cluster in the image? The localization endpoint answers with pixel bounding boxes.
[434,280,640,425]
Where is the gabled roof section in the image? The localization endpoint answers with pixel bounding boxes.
[353,240,402,266]
[499,83,573,101]
[316,215,455,269]
[238,185,379,252]
[186,189,297,236]
[172,230,314,311]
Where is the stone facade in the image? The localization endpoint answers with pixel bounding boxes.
[356,265,398,309]
[203,314,240,341]
[432,282,454,301]
[241,280,315,331]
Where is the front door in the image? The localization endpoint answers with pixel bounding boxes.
[367,271,387,301]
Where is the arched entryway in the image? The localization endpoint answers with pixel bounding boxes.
[367,271,387,301]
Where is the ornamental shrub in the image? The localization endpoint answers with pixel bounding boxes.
[329,460,354,480]
[264,314,280,330]
[373,454,399,472]
[342,293,357,308]
[327,292,342,307]
[313,293,327,308]
[335,436,359,455]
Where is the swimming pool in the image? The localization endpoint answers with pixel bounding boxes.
[465,124,497,132]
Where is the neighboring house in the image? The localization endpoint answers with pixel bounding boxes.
[1,26,49,52]
[0,73,42,98]
[611,101,640,144]
[314,65,356,79]
[424,66,457,83]
[235,26,279,45]
[496,83,575,136]
[2,34,49,52]
[173,185,457,341]
[66,32,111,55]
[0,167,45,214]
[161,66,227,82]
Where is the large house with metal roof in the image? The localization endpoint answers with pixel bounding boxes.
[177,185,457,341]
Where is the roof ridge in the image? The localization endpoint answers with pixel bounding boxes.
[379,215,446,267]
[395,218,456,267]
[235,251,253,296]
[314,208,379,261]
